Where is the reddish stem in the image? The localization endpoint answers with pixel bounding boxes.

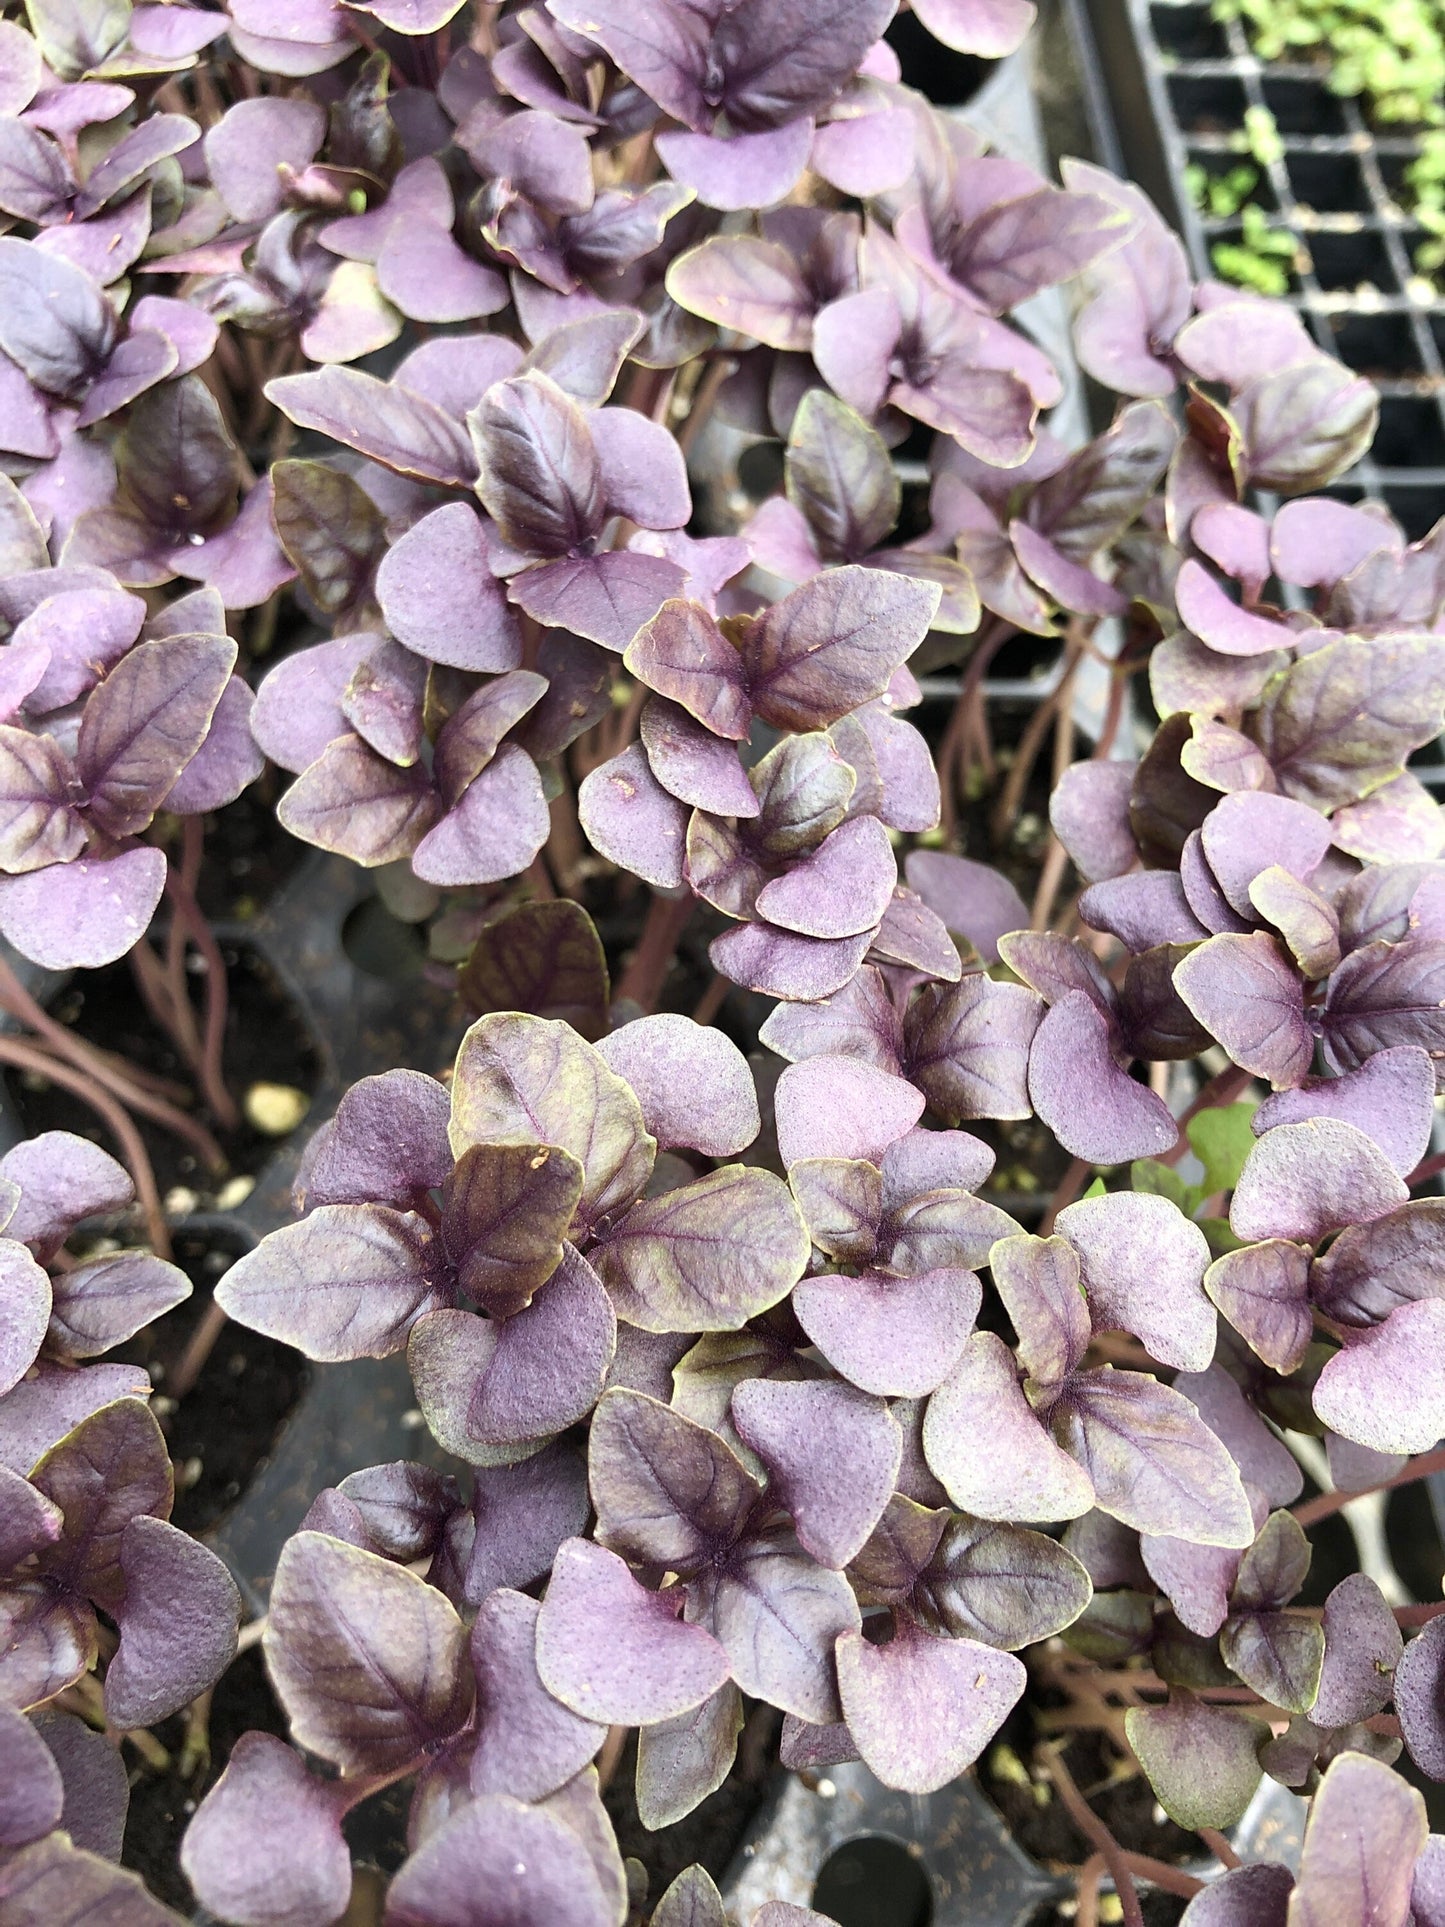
[615,891,693,1012]
[1293,1445,1445,1527]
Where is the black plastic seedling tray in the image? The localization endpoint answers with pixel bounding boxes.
[1086,0,1445,540]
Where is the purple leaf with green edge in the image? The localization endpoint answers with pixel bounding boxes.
[103,1515,239,1729]
[411,1309,549,1466]
[1173,933,1316,1090]
[69,111,195,222]
[109,375,238,544]
[269,460,384,626]
[1141,1531,1241,1639]
[47,1251,190,1359]
[324,1463,460,1567]
[1125,1691,1267,1830]
[1174,559,1296,658]
[911,1515,1092,1647]
[755,814,897,941]
[265,1531,471,1774]
[411,743,551,888]
[625,599,752,740]
[639,698,759,817]
[537,1537,731,1726]
[0,238,115,400]
[836,1615,1025,1794]
[0,1242,49,1397]
[1230,1118,1407,1244]
[375,504,523,675]
[579,742,689,888]
[509,549,688,650]
[1201,791,1333,919]
[76,631,235,840]
[431,673,548,809]
[1048,760,1138,882]
[1056,1192,1215,1372]
[0,1832,185,1925]
[439,1142,583,1319]
[589,1389,760,1571]
[790,1157,884,1263]
[710,918,874,1002]
[595,1014,760,1158]
[923,1331,1094,1523]
[181,1732,351,1927]
[1332,771,1445,867]
[688,1527,860,1724]
[1314,1300,1445,1456]
[266,367,475,488]
[990,1233,1091,1392]
[1234,358,1378,494]
[637,1685,744,1831]
[1289,1749,1427,1927]
[1205,1242,1313,1375]
[773,1057,924,1167]
[759,964,906,1071]
[203,96,325,221]
[519,311,646,411]
[276,734,441,867]
[298,1070,451,1214]
[0,1705,62,1847]
[470,1244,617,1446]
[1322,938,1445,1087]
[9,583,142,712]
[31,1398,172,1610]
[1084,867,1199,947]
[904,975,1043,1123]
[1027,990,1178,1164]
[450,1011,656,1230]
[466,1444,590,1607]
[467,1589,604,1803]
[1061,160,1191,397]
[250,634,380,776]
[784,388,900,562]
[749,732,858,859]
[1248,867,1341,980]
[388,1788,621,1927]
[1181,717,1277,798]
[591,1164,809,1334]
[754,1910,838,1927]
[1310,1199,1445,1326]
[731,1380,901,1570]
[1255,1048,1435,1177]
[1312,1574,1402,1727]
[0,1465,61,1572]
[1056,1370,1255,1546]
[742,567,940,733]
[794,1268,980,1398]
[216,1204,443,1362]
[1255,635,1445,812]
[471,370,603,559]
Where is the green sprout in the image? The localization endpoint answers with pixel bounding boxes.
[1214,0,1445,126]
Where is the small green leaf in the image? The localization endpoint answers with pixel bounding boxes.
[1187,1100,1260,1198]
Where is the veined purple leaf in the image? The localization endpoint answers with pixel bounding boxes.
[1309,1198,1445,1327]
[215,1204,443,1361]
[266,366,475,487]
[1057,1192,1214,1371]
[1253,1047,1435,1176]
[626,599,752,740]
[299,1069,451,1213]
[536,1538,731,1725]
[466,1444,590,1606]
[411,745,550,888]
[265,1531,471,1773]
[468,1245,616,1446]
[1173,933,1316,1090]
[923,1332,1095,1523]
[990,1233,1091,1392]
[449,1012,655,1230]
[0,238,116,400]
[1199,791,1332,918]
[31,1399,173,1610]
[468,1589,605,1802]
[1229,1118,1407,1244]
[508,547,687,650]
[1322,938,1445,1088]
[640,698,758,817]
[277,734,441,866]
[732,1379,901,1569]
[77,632,236,839]
[793,1268,980,1397]
[596,1014,760,1157]
[104,1516,238,1729]
[1248,866,1341,981]
[689,1527,860,1724]
[1313,1574,1402,1728]
[591,1165,808,1333]
[181,1732,352,1927]
[1287,1750,1426,1927]
[432,674,548,809]
[47,1250,191,1359]
[1205,1241,1313,1375]
[0,1241,50,1397]
[741,566,940,733]
[773,1056,924,1167]
[905,975,1043,1122]
[837,1616,1025,1794]
[590,1389,761,1571]
[1028,991,1178,1164]
[458,898,609,1038]
[1254,635,1445,812]
[376,503,523,673]
[0,1834,185,1926]
[386,1789,620,1927]
[471,370,603,559]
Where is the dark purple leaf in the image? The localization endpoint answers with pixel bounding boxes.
[77,633,235,839]
[299,1069,451,1212]
[266,366,475,488]
[590,1389,760,1570]
[625,598,752,740]
[104,1516,239,1728]
[1322,939,1445,1087]
[1204,1241,1313,1375]
[0,238,115,399]
[47,1251,191,1359]
[469,1589,604,1802]
[31,1399,172,1610]
[0,1833,184,1926]
[466,1443,590,1606]
[1173,934,1315,1089]
[905,974,1043,1122]
[181,1732,352,1927]
[742,567,939,732]
[1312,1574,1402,1727]
[0,1705,62,1847]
